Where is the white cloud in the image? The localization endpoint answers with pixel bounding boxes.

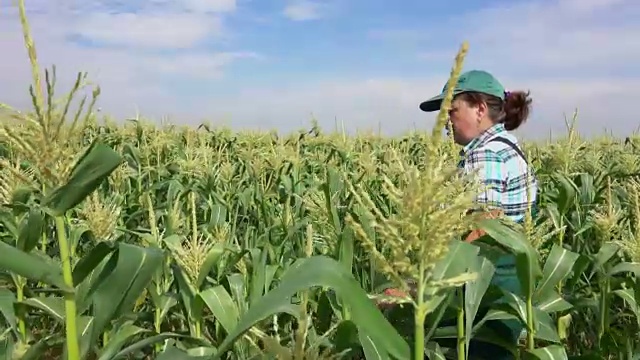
[558,0,627,13]
[72,12,222,49]
[151,51,261,78]
[189,77,434,132]
[181,0,237,13]
[96,0,238,13]
[283,1,323,21]
[368,29,431,45]
[55,0,237,50]
[454,1,640,72]
[0,0,255,119]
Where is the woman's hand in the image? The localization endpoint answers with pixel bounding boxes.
[465,209,503,242]
[375,284,417,310]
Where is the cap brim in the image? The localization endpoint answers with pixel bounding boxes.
[419,93,445,112]
[419,89,465,112]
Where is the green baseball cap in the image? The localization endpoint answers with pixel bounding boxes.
[419,70,506,112]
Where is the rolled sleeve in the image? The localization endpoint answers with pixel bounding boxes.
[463,147,506,209]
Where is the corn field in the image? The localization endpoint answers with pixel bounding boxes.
[3,2,640,360]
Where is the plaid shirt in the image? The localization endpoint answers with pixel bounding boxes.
[457,123,538,223]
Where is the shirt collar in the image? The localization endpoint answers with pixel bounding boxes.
[460,123,507,156]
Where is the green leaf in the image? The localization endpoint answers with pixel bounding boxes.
[155,345,206,360]
[551,173,578,215]
[72,241,117,286]
[338,226,354,274]
[612,289,640,325]
[536,293,573,314]
[421,241,480,343]
[491,291,561,344]
[472,309,519,334]
[0,338,14,360]
[207,203,227,229]
[44,142,122,215]
[523,344,568,360]
[333,320,360,354]
[0,241,70,292]
[172,264,198,329]
[16,208,46,253]
[260,335,293,359]
[195,285,239,335]
[534,244,579,300]
[87,242,164,357]
[359,329,390,360]
[74,249,117,314]
[593,243,620,270]
[122,143,142,172]
[0,210,19,240]
[96,321,148,360]
[20,334,63,360]
[565,254,591,289]
[0,289,18,338]
[424,240,480,311]
[532,307,562,343]
[212,255,410,360]
[154,294,178,328]
[195,243,225,290]
[247,248,269,307]
[466,326,520,357]
[497,290,528,326]
[68,225,93,256]
[16,297,65,322]
[608,262,640,277]
[424,342,446,360]
[322,167,342,232]
[476,218,542,298]
[114,334,210,360]
[464,254,495,354]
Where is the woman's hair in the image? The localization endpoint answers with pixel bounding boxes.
[456,90,532,131]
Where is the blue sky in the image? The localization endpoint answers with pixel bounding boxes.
[1,0,639,139]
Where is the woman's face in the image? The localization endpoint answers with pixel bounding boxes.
[448,97,482,146]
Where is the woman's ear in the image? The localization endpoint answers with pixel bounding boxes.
[475,100,488,122]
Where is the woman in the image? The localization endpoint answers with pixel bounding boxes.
[419,69,537,227]
[381,70,538,359]
[425,70,537,359]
